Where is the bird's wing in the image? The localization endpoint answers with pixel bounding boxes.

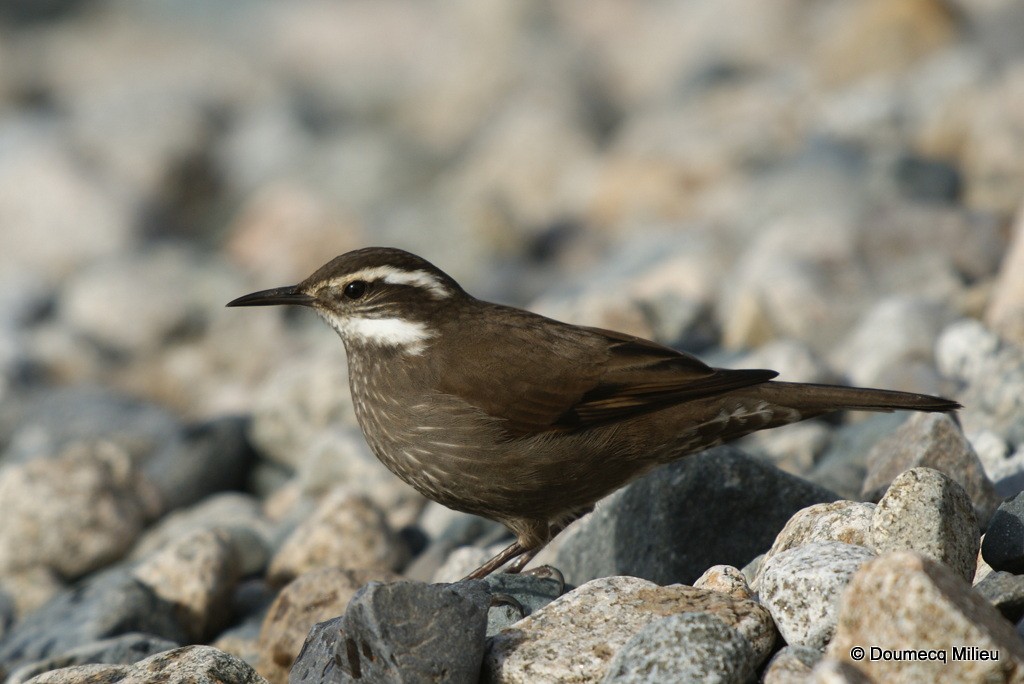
[434,304,776,436]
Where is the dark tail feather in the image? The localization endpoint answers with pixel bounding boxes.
[760,381,961,415]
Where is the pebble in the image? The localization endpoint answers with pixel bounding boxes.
[974,571,1024,622]
[132,529,246,642]
[266,488,407,585]
[981,492,1024,574]
[600,612,757,684]
[757,500,876,579]
[21,645,266,684]
[129,492,273,567]
[762,645,823,684]
[531,446,837,587]
[692,565,753,601]
[256,567,399,684]
[290,580,490,684]
[484,575,776,683]
[0,567,187,679]
[862,412,1001,526]
[827,551,1024,682]
[805,412,908,500]
[758,541,876,649]
[6,633,180,684]
[871,467,980,582]
[0,441,161,579]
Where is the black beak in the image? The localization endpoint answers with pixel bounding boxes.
[226,286,316,308]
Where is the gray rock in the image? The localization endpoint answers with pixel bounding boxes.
[871,467,980,583]
[981,492,1024,574]
[974,571,1024,622]
[0,441,161,579]
[0,568,187,679]
[291,581,489,684]
[862,412,1001,527]
[827,552,1024,683]
[0,386,182,467]
[6,633,180,684]
[257,567,400,684]
[601,612,757,684]
[485,575,776,684]
[763,645,823,684]
[534,446,837,587]
[758,541,875,649]
[144,417,256,512]
[22,645,266,684]
[288,616,343,684]
[483,573,564,637]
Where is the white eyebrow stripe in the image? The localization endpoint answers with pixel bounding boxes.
[321,266,452,299]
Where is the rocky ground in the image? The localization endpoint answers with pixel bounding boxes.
[2,0,1024,682]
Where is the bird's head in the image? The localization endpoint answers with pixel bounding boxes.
[227,247,465,355]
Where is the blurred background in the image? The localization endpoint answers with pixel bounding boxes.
[1,0,1022,421]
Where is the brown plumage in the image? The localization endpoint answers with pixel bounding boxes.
[228,247,960,578]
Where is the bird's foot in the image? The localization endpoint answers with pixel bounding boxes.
[520,564,565,595]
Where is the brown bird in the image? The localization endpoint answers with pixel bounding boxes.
[228,247,960,578]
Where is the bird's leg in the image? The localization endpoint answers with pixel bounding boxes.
[462,540,528,580]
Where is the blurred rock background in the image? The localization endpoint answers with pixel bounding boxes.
[2,0,1024,681]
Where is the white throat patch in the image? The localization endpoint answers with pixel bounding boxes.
[319,310,434,355]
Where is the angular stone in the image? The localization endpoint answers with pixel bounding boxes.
[871,467,980,582]
[532,447,837,587]
[133,529,245,642]
[0,568,187,679]
[143,417,257,512]
[0,442,160,579]
[267,489,407,585]
[974,571,1024,622]
[828,552,1024,682]
[862,413,1000,526]
[601,612,757,683]
[22,645,266,684]
[982,492,1024,574]
[485,575,776,684]
[758,542,875,649]
[256,567,399,684]
[290,581,489,684]
[6,633,179,684]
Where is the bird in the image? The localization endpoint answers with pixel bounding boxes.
[227,247,960,579]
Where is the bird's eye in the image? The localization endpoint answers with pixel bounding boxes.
[343,280,367,300]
